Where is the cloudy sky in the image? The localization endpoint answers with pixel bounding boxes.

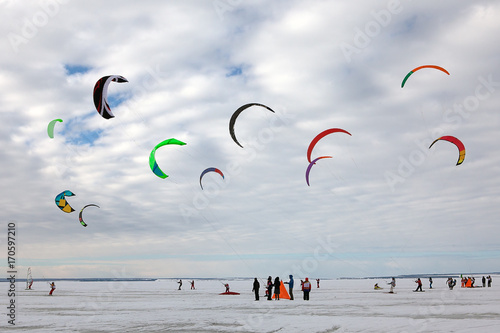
[2,0,500,279]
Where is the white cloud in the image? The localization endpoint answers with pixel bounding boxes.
[2,0,500,279]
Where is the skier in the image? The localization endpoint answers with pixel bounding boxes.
[177,279,182,290]
[429,277,433,289]
[388,278,396,293]
[190,280,195,290]
[482,276,486,288]
[316,279,320,288]
[414,278,423,292]
[49,282,56,295]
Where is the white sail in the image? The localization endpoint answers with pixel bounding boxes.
[26,267,33,290]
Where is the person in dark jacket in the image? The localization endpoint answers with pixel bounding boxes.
[274,276,281,300]
[284,274,294,300]
[252,278,260,301]
[267,276,273,300]
[482,276,486,287]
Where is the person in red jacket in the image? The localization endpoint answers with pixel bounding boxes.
[49,282,56,295]
[302,277,312,300]
[414,278,423,292]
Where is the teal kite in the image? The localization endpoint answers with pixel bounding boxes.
[55,190,75,213]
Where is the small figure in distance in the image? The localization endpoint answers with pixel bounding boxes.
[252,278,260,301]
[49,282,56,295]
[414,278,423,292]
[273,276,281,300]
[267,276,273,300]
[302,277,312,300]
[284,275,294,300]
[388,277,396,293]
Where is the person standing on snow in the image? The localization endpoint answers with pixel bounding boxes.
[177,279,182,290]
[273,276,281,300]
[302,277,312,300]
[266,276,273,300]
[429,277,433,289]
[252,278,260,301]
[284,275,294,300]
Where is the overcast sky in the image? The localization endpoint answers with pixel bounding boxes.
[2,0,500,279]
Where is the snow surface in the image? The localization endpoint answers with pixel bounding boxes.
[5,276,500,332]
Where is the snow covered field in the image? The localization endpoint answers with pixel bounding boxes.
[5,276,500,332]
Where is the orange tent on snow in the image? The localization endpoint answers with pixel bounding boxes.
[272,281,290,299]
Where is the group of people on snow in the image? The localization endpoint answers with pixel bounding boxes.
[251,275,316,301]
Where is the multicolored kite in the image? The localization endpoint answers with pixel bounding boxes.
[149,138,186,179]
[401,65,450,88]
[229,103,275,148]
[55,190,75,213]
[47,119,63,138]
[200,167,224,190]
[79,204,100,227]
[429,135,465,165]
[307,128,351,163]
[93,75,128,119]
[305,156,332,186]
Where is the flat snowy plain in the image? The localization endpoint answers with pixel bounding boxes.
[4,276,500,332]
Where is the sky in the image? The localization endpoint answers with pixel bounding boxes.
[1,0,500,279]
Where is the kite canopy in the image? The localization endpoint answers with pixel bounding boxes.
[229,103,275,148]
[200,167,224,190]
[149,138,187,179]
[307,128,351,163]
[79,204,100,227]
[93,75,128,119]
[305,156,332,186]
[401,65,450,88]
[55,190,75,213]
[429,135,465,165]
[47,119,63,138]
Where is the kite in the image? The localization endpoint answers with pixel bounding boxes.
[401,65,450,88]
[149,138,187,179]
[55,190,75,213]
[229,103,275,148]
[79,204,100,227]
[429,136,465,165]
[200,167,224,190]
[307,128,352,163]
[93,75,128,119]
[305,156,332,186]
[47,119,63,138]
